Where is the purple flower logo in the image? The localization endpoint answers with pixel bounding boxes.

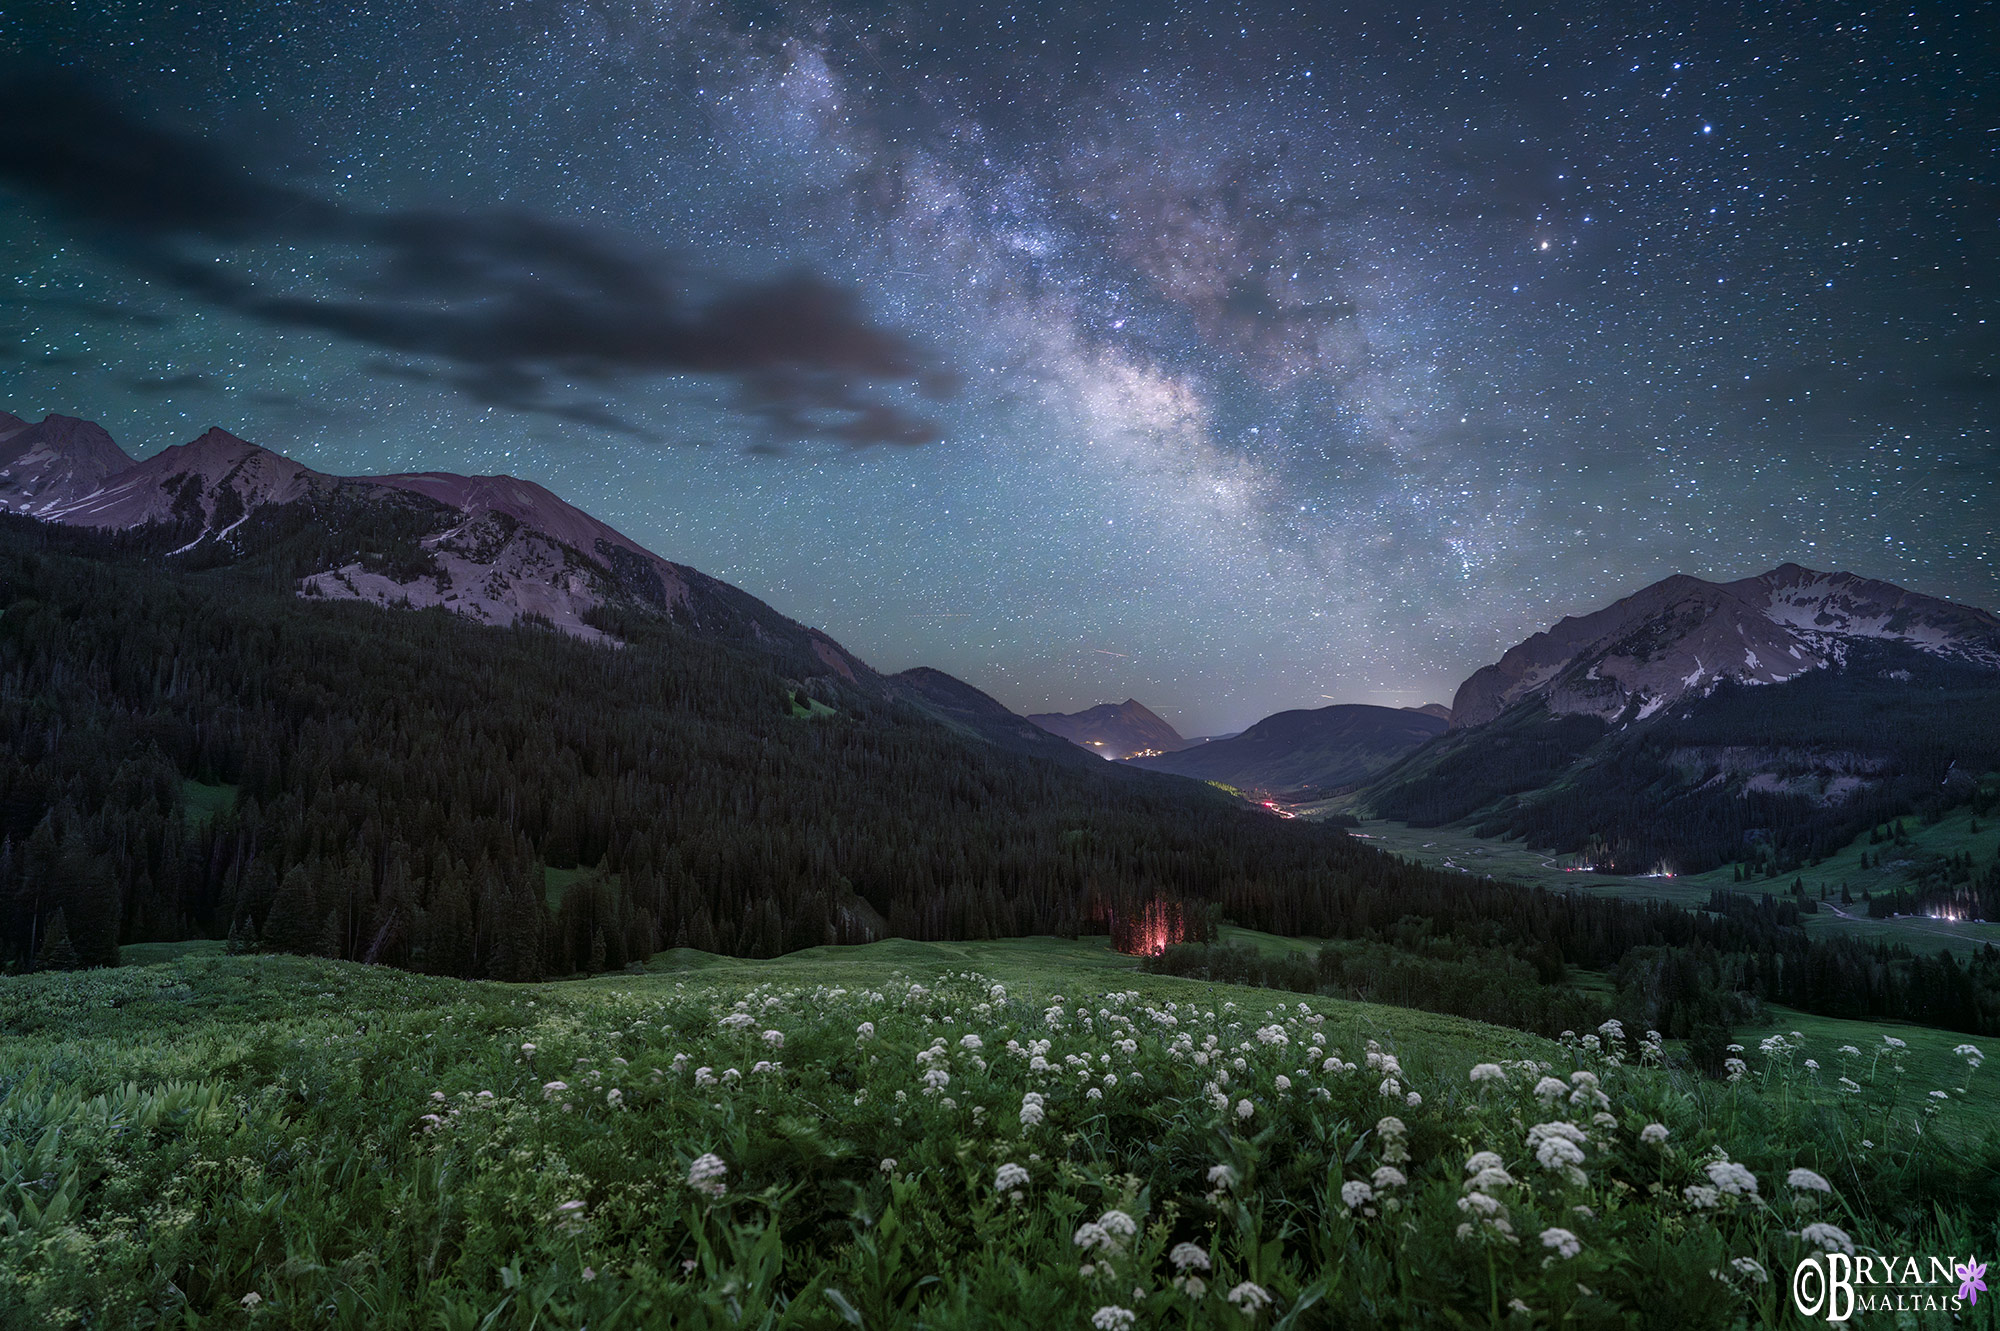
[1958,1259,1987,1307]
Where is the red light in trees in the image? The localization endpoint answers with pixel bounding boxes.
[1111,899,1193,957]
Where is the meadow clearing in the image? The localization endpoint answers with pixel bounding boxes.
[0,937,1994,1328]
[1341,812,2000,958]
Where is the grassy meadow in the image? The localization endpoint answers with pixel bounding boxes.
[1342,814,2000,957]
[1,938,1995,1328]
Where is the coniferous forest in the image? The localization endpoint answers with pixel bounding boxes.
[3,515,1999,1039]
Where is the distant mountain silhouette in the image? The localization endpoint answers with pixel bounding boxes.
[1127,704,1447,798]
[1026,698,1188,760]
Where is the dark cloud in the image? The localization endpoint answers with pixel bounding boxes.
[0,77,951,447]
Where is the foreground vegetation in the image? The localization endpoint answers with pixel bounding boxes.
[2,940,1994,1328]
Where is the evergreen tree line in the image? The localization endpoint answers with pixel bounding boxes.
[1143,935,1612,1040]
[3,518,1999,1037]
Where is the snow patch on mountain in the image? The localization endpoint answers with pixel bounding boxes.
[1452,565,2000,728]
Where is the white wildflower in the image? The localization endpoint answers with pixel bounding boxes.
[687,1152,728,1198]
[1227,1281,1273,1315]
[1098,1210,1138,1240]
[1540,1227,1582,1259]
[1704,1160,1758,1196]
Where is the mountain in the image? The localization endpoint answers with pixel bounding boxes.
[1127,703,1447,798]
[0,413,136,516]
[889,667,1097,763]
[1365,565,2000,876]
[1406,703,1453,723]
[1026,699,1188,759]
[15,411,876,685]
[10,409,1140,769]
[1451,564,2000,729]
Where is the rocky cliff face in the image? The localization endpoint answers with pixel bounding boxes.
[1452,564,2000,729]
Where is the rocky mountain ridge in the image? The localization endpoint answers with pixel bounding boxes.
[1452,564,2000,729]
[5,409,877,672]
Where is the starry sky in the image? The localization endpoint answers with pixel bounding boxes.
[2,2,1994,733]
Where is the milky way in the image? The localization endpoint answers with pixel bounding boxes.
[2,2,1993,731]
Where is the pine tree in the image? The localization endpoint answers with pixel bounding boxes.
[36,907,81,971]
[261,866,320,955]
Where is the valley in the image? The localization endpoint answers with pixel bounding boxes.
[1337,811,2000,956]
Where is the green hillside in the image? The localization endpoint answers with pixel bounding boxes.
[2,941,1993,1328]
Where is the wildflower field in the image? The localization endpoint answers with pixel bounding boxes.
[1,937,1995,1328]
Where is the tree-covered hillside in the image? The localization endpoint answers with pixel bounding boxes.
[4,516,2000,1038]
[1365,648,2000,878]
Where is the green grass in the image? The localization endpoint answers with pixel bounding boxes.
[1345,815,2000,955]
[1,937,1994,1328]
[1736,1003,2000,1138]
[1671,804,1998,899]
[117,939,229,966]
[179,779,238,829]
[543,865,622,912]
[787,692,838,720]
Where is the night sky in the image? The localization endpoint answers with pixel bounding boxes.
[2,2,1994,733]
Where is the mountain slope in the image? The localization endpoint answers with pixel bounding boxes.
[1366,566,2000,875]
[1453,564,2000,728]
[1026,699,1188,759]
[1129,704,1447,798]
[16,410,877,685]
[890,667,1097,763]
[0,413,137,515]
